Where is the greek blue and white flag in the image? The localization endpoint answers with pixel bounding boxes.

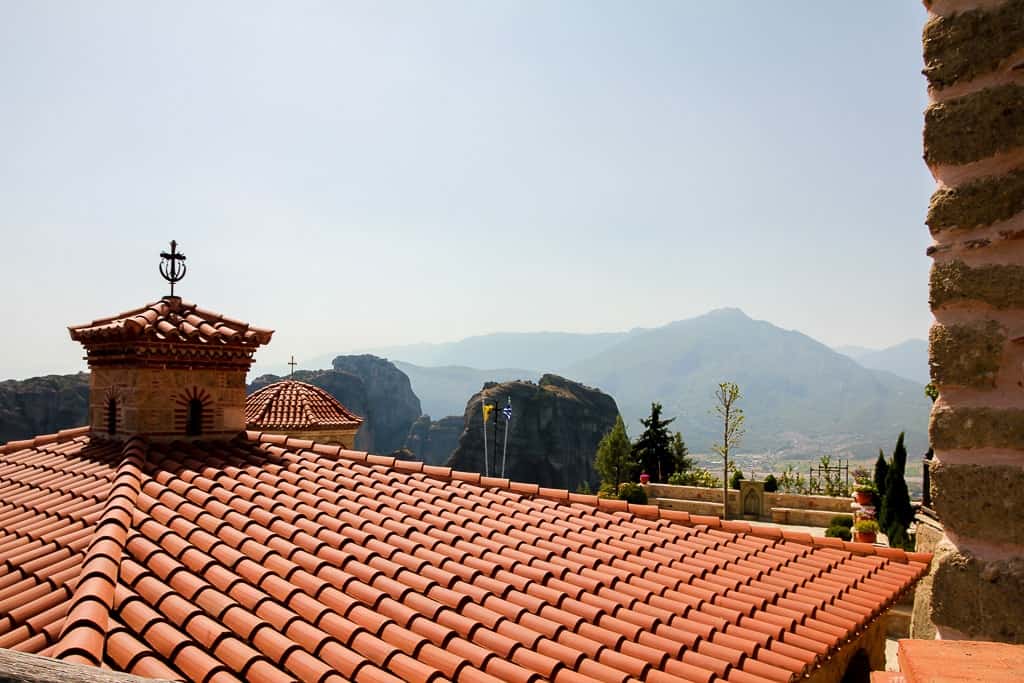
[502,399,512,421]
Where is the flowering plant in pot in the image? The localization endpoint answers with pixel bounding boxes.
[853,519,879,544]
[853,480,877,505]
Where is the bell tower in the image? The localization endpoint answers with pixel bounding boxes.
[69,241,273,441]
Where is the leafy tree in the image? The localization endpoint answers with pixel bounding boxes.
[632,403,676,482]
[730,469,745,490]
[594,415,635,495]
[712,382,745,520]
[763,474,778,492]
[670,432,693,475]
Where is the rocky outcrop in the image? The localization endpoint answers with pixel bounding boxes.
[447,374,618,491]
[250,355,422,454]
[0,373,90,443]
[331,355,422,453]
[404,415,464,465]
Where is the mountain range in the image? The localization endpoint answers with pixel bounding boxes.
[362,309,931,458]
[834,339,929,385]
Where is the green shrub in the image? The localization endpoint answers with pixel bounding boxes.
[825,525,852,541]
[616,482,648,505]
[763,474,778,492]
[667,468,721,488]
[830,515,854,528]
[730,469,744,490]
[854,519,879,533]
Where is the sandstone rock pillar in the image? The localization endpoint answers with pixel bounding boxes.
[922,0,1024,642]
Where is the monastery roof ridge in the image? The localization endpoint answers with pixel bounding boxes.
[68,298,274,348]
[0,426,932,682]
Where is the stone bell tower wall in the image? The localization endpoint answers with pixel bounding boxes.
[922,0,1024,642]
[90,366,248,441]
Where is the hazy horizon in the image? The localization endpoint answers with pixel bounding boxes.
[1,2,933,380]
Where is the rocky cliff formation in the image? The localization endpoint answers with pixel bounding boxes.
[403,415,464,465]
[0,373,90,443]
[447,374,618,491]
[250,355,422,454]
[331,355,422,453]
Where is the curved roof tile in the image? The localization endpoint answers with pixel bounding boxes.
[0,429,931,682]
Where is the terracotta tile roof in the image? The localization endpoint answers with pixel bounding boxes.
[246,380,364,431]
[0,428,931,683]
[68,297,273,348]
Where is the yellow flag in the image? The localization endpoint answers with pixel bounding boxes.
[483,403,494,423]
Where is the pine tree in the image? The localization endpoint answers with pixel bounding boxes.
[632,403,675,483]
[670,432,693,475]
[595,415,635,495]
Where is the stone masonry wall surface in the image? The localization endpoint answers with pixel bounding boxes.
[922,0,1024,643]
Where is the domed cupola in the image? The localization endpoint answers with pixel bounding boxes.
[246,379,363,447]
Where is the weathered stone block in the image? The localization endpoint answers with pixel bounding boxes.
[931,461,1024,544]
[930,405,1024,450]
[929,320,1005,388]
[931,540,1024,643]
[924,85,1024,166]
[927,168,1024,233]
[930,260,1024,310]
[922,0,1024,90]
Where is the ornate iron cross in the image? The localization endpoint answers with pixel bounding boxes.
[159,240,187,296]
[288,355,297,377]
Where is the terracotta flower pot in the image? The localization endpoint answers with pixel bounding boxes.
[854,491,872,505]
[639,473,650,485]
[854,531,877,544]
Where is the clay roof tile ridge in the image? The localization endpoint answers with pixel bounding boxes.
[50,436,147,665]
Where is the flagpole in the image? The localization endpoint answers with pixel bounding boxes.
[481,398,489,477]
[501,400,510,478]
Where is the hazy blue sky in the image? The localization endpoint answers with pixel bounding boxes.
[1,1,933,379]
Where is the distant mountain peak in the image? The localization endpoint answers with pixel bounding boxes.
[703,307,750,319]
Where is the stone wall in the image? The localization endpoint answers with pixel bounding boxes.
[644,482,854,526]
[922,0,1024,643]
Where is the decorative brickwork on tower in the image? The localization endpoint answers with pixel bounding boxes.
[921,0,1024,642]
[69,297,273,441]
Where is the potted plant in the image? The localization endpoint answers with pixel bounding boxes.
[853,480,877,505]
[853,519,879,544]
[639,472,650,485]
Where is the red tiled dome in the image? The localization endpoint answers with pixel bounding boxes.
[246,379,363,431]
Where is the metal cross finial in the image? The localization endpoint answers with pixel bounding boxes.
[159,240,187,297]
[288,355,297,377]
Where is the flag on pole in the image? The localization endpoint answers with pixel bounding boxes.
[481,399,490,477]
[500,397,512,478]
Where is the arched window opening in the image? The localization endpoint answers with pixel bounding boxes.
[107,397,117,436]
[186,398,204,436]
[841,649,871,683]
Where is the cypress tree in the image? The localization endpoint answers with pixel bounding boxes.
[880,432,914,548]
[874,448,890,495]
